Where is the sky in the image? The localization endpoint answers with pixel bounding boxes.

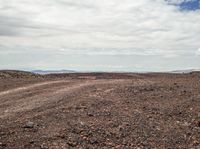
[0,0,200,72]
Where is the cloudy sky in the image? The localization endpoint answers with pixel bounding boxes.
[0,0,200,72]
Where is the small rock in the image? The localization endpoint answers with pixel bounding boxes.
[90,138,98,144]
[80,121,85,125]
[197,121,200,127]
[0,132,6,136]
[40,143,49,149]
[183,122,190,127]
[0,142,6,147]
[29,140,35,144]
[118,126,123,131]
[67,141,77,147]
[24,122,34,128]
[87,112,94,117]
[193,141,200,146]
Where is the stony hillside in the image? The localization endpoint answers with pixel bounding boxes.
[0,70,41,79]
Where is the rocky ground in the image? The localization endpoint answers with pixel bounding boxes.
[0,71,200,148]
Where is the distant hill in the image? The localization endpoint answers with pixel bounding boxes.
[32,70,76,75]
[0,70,41,79]
[1,69,200,79]
[170,69,200,74]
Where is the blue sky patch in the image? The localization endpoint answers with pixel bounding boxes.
[166,0,200,11]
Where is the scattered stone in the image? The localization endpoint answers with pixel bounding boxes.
[40,143,49,149]
[1,73,200,148]
[87,112,94,117]
[29,140,35,145]
[0,132,6,136]
[67,141,77,147]
[90,138,98,144]
[193,141,200,146]
[197,121,200,127]
[183,90,187,93]
[24,122,34,128]
[0,142,6,148]
[182,122,190,127]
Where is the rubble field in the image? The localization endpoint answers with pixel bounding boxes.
[0,71,200,148]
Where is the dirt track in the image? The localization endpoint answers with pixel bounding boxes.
[0,79,128,119]
[0,73,200,148]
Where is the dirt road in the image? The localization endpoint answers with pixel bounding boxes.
[0,73,200,148]
[0,79,128,119]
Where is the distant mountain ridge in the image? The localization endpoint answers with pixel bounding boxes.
[170,69,200,74]
[32,70,76,74]
[32,69,200,74]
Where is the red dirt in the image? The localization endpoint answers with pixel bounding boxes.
[0,71,200,148]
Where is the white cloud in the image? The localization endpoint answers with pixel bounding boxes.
[0,0,200,71]
[196,48,200,56]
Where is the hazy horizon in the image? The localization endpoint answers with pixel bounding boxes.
[0,0,200,72]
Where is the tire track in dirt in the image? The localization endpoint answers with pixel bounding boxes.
[0,79,131,119]
[0,80,70,97]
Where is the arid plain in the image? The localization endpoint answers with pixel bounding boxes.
[0,71,200,149]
